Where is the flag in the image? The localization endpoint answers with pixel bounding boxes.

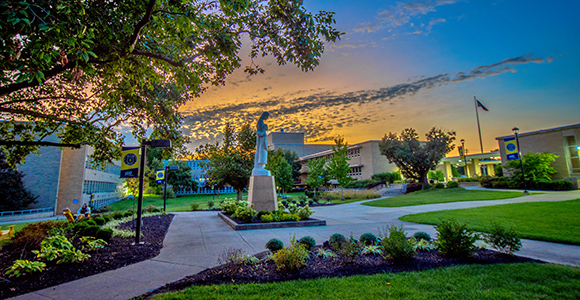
[476,100,489,111]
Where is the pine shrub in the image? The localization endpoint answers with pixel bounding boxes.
[359,232,379,246]
[413,231,431,241]
[265,238,284,253]
[329,233,346,247]
[298,236,316,251]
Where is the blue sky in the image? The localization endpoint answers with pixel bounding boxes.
[179,0,580,154]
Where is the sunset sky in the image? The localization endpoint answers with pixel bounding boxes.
[178,0,580,155]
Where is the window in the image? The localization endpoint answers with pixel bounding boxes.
[564,136,580,174]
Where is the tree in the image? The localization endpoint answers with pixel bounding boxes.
[0,151,37,211]
[0,0,341,167]
[306,157,327,199]
[196,123,255,201]
[165,160,198,192]
[326,137,352,200]
[269,148,301,184]
[266,149,293,195]
[504,152,558,183]
[379,127,456,188]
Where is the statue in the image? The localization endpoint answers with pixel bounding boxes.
[252,112,270,176]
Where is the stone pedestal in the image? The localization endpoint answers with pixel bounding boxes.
[248,175,278,212]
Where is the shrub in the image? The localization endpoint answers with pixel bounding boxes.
[102,216,112,223]
[332,235,362,263]
[483,223,522,255]
[413,231,431,241]
[287,203,299,214]
[235,205,257,222]
[219,198,238,214]
[435,219,478,257]
[122,211,133,218]
[308,199,314,206]
[72,222,89,234]
[479,176,496,188]
[291,200,297,204]
[260,214,274,223]
[5,260,46,277]
[191,203,200,211]
[96,228,114,242]
[379,225,415,260]
[265,238,284,253]
[93,205,111,213]
[85,220,97,226]
[362,245,383,255]
[82,225,101,237]
[80,237,107,251]
[298,236,316,251]
[270,236,310,271]
[316,248,337,258]
[281,200,288,206]
[93,217,106,226]
[405,182,423,193]
[457,177,479,182]
[257,211,270,218]
[359,232,379,246]
[413,239,435,252]
[532,179,573,191]
[434,182,445,189]
[281,213,300,222]
[329,233,346,246]
[446,181,459,188]
[57,249,90,264]
[112,212,124,220]
[299,200,305,205]
[144,205,160,213]
[32,235,73,261]
[207,200,215,210]
[297,205,314,219]
[11,221,66,251]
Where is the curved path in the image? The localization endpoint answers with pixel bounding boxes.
[12,189,580,300]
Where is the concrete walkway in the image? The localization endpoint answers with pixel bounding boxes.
[12,189,580,300]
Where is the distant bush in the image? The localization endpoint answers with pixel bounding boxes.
[446,181,459,188]
[532,179,573,191]
[191,203,200,211]
[144,205,160,213]
[122,211,133,218]
[207,200,215,210]
[346,179,375,189]
[112,212,124,220]
[93,217,106,226]
[371,172,401,183]
[457,177,479,182]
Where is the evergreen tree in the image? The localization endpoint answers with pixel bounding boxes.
[0,151,37,211]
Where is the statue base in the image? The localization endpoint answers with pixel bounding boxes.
[248,175,278,212]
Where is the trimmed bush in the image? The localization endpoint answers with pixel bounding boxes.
[308,199,314,206]
[359,233,379,246]
[532,179,573,191]
[413,231,431,241]
[82,225,101,237]
[96,228,114,242]
[85,220,97,226]
[112,212,124,220]
[483,223,522,255]
[260,214,274,223]
[329,233,346,246]
[446,181,459,188]
[405,182,423,193]
[435,219,478,257]
[265,238,284,253]
[122,211,133,218]
[72,222,89,234]
[93,217,106,226]
[379,225,415,260]
[434,183,445,189]
[281,213,300,222]
[102,216,112,223]
[281,200,288,206]
[298,236,316,251]
[235,206,257,222]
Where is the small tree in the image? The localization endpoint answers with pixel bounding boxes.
[0,151,37,211]
[504,152,557,183]
[306,158,328,200]
[326,138,353,200]
[266,149,294,196]
[165,160,198,193]
[379,127,456,188]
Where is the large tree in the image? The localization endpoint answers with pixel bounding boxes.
[379,127,456,188]
[0,0,341,167]
[326,137,352,200]
[0,151,37,211]
[196,123,255,200]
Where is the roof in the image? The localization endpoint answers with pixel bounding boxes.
[496,123,580,140]
[297,140,382,161]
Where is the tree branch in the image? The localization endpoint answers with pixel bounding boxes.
[127,0,158,52]
[130,50,184,67]
[0,140,85,148]
[0,62,76,98]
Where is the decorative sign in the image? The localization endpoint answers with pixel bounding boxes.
[156,169,165,184]
[504,138,519,160]
[120,147,140,178]
[458,146,465,161]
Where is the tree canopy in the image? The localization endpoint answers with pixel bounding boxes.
[379,127,456,187]
[305,157,327,198]
[505,152,558,183]
[326,137,352,199]
[0,0,341,167]
[266,148,293,195]
[0,151,37,211]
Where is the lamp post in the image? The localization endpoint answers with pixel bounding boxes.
[163,165,179,213]
[460,139,466,177]
[512,127,529,195]
[135,139,171,245]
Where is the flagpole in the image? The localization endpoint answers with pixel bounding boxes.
[474,96,484,153]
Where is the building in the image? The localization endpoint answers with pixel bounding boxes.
[439,151,502,181]
[172,160,235,195]
[495,123,580,188]
[267,131,333,157]
[297,140,398,186]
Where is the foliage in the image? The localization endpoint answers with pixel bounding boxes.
[72,222,89,234]
[456,177,480,182]
[191,203,200,211]
[306,158,328,198]
[298,236,316,251]
[220,198,239,214]
[483,223,522,255]
[271,236,310,271]
[57,249,90,264]
[379,127,456,187]
[371,172,401,183]
[0,0,341,167]
[287,203,299,214]
[413,232,431,241]
[297,205,314,219]
[326,137,353,198]
[505,152,558,183]
[434,182,445,189]
[332,235,362,263]
[532,179,573,191]
[446,181,459,188]
[82,225,101,237]
[85,219,97,226]
[11,220,66,251]
[96,228,114,242]
[235,205,257,222]
[413,239,436,252]
[80,236,108,251]
[359,233,379,246]
[266,148,294,194]
[361,245,383,255]
[196,124,255,200]
[217,248,246,269]
[5,260,46,278]
[265,238,284,253]
[122,211,133,218]
[329,233,346,246]
[241,254,260,265]
[281,213,300,222]
[379,225,416,260]
[0,151,37,210]
[207,200,215,210]
[260,214,274,223]
[427,170,445,181]
[435,219,478,257]
[112,212,124,220]
[316,248,337,258]
[405,182,424,193]
[93,217,106,226]
[346,178,375,189]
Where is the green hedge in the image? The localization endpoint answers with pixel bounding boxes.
[480,176,573,191]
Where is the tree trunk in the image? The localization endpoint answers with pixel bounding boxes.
[341,188,344,201]
[421,172,429,189]
[236,189,243,201]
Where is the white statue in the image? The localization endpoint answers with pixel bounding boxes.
[252,112,271,176]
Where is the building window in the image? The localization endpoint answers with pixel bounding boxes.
[564,136,580,174]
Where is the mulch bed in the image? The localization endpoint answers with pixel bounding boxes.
[0,214,174,299]
[143,244,542,299]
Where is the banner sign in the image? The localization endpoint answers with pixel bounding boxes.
[120,147,140,178]
[156,169,165,184]
[504,138,519,160]
[458,146,465,161]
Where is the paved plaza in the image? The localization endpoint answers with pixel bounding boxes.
[12,189,580,300]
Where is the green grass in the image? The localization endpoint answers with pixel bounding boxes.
[153,263,580,299]
[363,188,531,208]
[400,199,580,245]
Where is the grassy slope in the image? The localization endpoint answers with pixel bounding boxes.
[154,263,580,300]
[400,199,580,245]
[363,188,529,208]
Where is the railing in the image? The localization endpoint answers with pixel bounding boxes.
[0,207,54,217]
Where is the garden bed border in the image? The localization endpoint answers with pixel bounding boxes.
[218,212,326,230]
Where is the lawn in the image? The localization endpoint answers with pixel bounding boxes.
[363,188,530,208]
[400,199,580,245]
[153,263,580,299]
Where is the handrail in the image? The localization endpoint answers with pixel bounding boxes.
[0,207,54,217]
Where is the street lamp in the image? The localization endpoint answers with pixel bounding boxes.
[135,139,171,244]
[460,139,466,177]
[512,127,529,195]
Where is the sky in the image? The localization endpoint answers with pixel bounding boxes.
[178,0,580,155]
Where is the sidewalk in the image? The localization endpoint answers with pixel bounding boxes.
[12,190,580,300]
